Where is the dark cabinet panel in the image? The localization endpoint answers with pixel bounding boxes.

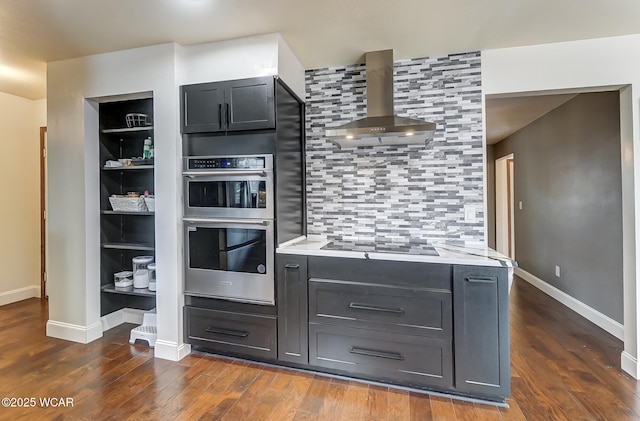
[226,78,275,131]
[276,254,309,364]
[308,278,452,338]
[453,265,510,398]
[309,323,453,389]
[185,306,277,359]
[181,83,225,133]
[180,77,275,134]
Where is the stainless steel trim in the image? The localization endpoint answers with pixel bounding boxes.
[183,170,268,178]
[183,217,269,226]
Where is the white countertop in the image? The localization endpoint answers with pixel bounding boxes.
[277,236,516,268]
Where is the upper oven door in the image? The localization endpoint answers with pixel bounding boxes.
[183,170,274,219]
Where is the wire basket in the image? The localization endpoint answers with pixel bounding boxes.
[109,196,148,212]
[125,113,149,128]
[144,196,155,212]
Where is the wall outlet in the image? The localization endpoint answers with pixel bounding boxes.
[519,201,523,210]
[555,265,560,277]
[464,206,476,223]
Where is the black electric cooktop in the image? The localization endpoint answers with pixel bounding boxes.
[321,240,439,256]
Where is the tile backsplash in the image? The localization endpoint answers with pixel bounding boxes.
[305,51,484,245]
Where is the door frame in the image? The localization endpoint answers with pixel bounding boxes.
[40,126,47,299]
[495,153,515,259]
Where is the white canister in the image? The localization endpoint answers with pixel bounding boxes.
[132,256,153,289]
[147,263,156,291]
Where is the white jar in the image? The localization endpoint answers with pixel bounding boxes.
[132,256,153,289]
[147,263,156,291]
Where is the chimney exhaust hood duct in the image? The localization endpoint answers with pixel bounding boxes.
[325,49,436,148]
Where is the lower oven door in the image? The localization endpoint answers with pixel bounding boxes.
[184,217,275,305]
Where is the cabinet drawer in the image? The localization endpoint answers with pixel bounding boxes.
[308,256,452,290]
[309,279,451,338]
[309,324,453,389]
[185,306,276,359]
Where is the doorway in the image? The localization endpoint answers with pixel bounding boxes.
[495,154,515,259]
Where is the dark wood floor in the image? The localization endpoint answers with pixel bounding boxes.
[0,277,638,420]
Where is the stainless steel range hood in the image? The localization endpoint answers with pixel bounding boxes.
[325,49,436,148]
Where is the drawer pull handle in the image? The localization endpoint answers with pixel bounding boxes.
[350,347,404,361]
[205,326,249,337]
[349,302,405,314]
[465,277,496,284]
[285,264,300,269]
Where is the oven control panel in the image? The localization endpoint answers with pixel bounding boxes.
[187,156,268,170]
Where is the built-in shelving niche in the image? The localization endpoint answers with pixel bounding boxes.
[99,97,156,317]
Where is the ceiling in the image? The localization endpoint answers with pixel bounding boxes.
[485,94,577,144]
[1,1,638,139]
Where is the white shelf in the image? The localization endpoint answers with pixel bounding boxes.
[101,126,154,134]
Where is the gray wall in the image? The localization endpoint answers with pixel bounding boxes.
[305,52,484,246]
[493,91,622,323]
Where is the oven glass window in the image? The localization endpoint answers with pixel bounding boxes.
[188,180,267,210]
[189,227,267,274]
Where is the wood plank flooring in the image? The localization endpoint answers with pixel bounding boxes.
[0,277,638,420]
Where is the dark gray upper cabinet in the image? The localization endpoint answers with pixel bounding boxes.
[181,76,275,133]
[453,265,510,398]
[181,84,225,132]
[276,254,309,365]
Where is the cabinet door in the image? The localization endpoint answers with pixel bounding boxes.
[453,265,510,398]
[185,306,277,359]
[181,83,225,133]
[226,77,275,131]
[276,254,308,365]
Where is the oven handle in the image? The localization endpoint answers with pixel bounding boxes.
[183,217,270,226]
[182,170,268,178]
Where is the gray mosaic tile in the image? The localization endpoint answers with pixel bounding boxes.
[305,52,484,246]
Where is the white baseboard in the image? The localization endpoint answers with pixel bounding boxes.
[154,340,191,361]
[0,285,40,306]
[100,308,146,331]
[46,320,103,344]
[621,351,638,378]
[515,267,624,340]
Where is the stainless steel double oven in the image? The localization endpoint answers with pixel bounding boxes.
[183,154,275,305]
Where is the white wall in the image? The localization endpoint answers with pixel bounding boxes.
[0,92,46,305]
[483,34,640,378]
[47,43,184,352]
[178,33,305,99]
[46,34,304,360]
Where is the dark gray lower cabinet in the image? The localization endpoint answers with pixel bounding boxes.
[304,256,455,390]
[194,254,513,401]
[185,306,277,359]
[453,265,510,398]
[276,254,308,364]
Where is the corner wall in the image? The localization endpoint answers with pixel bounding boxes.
[0,92,46,305]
